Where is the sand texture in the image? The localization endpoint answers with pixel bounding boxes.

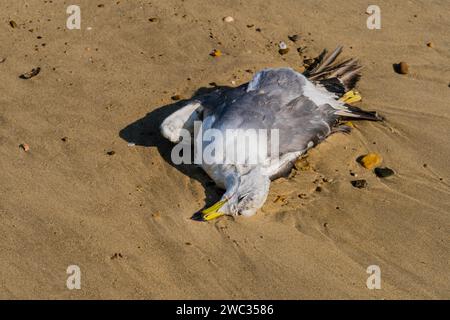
[1,0,449,299]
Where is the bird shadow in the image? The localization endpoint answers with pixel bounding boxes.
[119,86,231,214]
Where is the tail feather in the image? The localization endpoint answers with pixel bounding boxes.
[306,46,362,95]
[311,46,343,74]
[335,104,383,121]
[305,46,383,122]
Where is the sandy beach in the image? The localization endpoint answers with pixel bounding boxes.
[1,0,449,299]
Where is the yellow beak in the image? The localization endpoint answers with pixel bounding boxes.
[191,199,227,221]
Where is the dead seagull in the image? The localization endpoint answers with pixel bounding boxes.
[160,46,382,221]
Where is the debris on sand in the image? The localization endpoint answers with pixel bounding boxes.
[19,67,41,79]
[0,58,6,63]
[288,34,300,42]
[61,137,68,142]
[110,253,123,260]
[358,152,383,169]
[210,49,222,57]
[374,167,395,178]
[106,150,116,156]
[171,94,181,101]
[351,179,367,189]
[19,143,30,152]
[9,20,18,28]
[394,62,409,74]
[151,212,161,219]
[343,121,355,128]
[294,157,310,171]
[297,46,307,55]
[273,195,287,204]
[278,41,289,55]
[223,16,234,23]
[426,42,434,48]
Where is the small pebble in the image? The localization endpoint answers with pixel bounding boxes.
[152,212,161,219]
[171,94,181,101]
[9,20,18,28]
[297,66,306,73]
[278,41,289,55]
[61,137,68,142]
[395,62,409,74]
[426,42,434,48]
[19,143,30,152]
[344,121,355,128]
[148,17,159,22]
[374,167,395,178]
[351,179,367,189]
[358,152,383,169]
[210,49,222,57]
[127,142,136,147]
[106,150,115,156]
[223,16,234,23]
[19,67,41,79]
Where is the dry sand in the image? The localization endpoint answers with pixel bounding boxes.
[1,0,449,299]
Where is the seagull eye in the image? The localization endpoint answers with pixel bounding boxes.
[238,193,249,202]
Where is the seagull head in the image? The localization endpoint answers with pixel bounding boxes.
[192,167,270,221]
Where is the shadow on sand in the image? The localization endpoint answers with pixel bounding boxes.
[119,86,231,212]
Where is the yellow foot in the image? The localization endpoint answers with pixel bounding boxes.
[339,90,362,104]
[191,199,227,221]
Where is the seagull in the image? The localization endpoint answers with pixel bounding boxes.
[160,47,382,221]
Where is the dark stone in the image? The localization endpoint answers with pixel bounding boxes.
[351,179,367,189]
[374,167,395,178]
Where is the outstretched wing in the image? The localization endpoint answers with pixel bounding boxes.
[204,68,339,156]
